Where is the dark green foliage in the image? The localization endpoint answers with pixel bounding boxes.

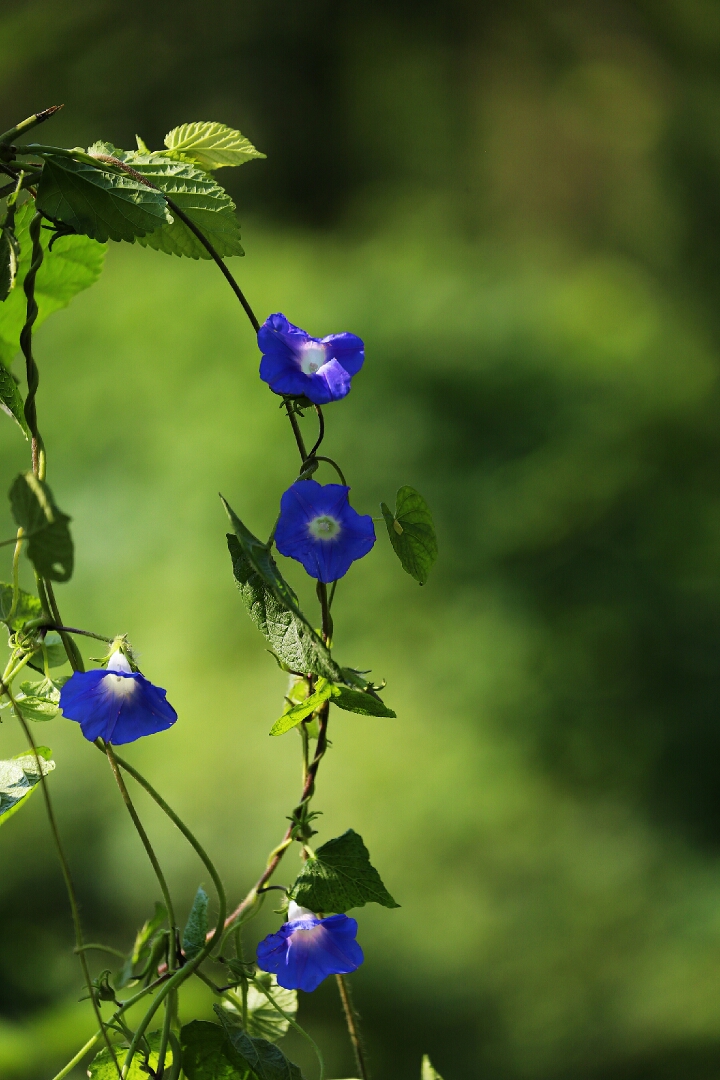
[288,828,399,913]
[0,223,19,301]
[215,1008,305,1080]
[381,486,437,585]
[36,154,171,242]
[226,529,343,683]
[9,471,73,581]
[181,1020,248,1080]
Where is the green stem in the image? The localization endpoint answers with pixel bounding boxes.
[103,744,178,954]
[335,974,370,1080]
[21,212,45,475]
[48,1031,101,1080]
[250,977,326,1080]
[7,529,22,623]
[0,106,63,145]
[10,699,121,1078]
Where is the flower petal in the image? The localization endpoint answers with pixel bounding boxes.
[256,914,363,992]
[60,669,177,745]
[321,332,365,376]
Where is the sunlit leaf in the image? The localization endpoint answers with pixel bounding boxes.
[0,581,41,630]
[163,121,266,171]
[88,1031,173,1078]
[0,747,54,826]
[288,829,399,913]
[222,973,297,1043]
[421,1055,444,1080]
[0,200,106,369]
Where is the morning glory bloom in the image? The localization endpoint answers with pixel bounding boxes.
[275,479,376,583]
[256,902,364,992]
[258,313,364,405]
[59,649,177,745]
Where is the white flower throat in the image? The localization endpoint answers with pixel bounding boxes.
[299,343,327,375]
[308,514,341,541]
[103,649,138,698]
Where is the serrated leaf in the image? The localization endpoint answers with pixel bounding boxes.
[183,886,209,960]
[331,685,396,718]
[0,747,54,825]
[181,1020,248,1080]
[36,154,171,243]
[215,1007,305,1080]
[227,533,343,683]
[0,224,20,301]
[9,471,73,581]
[0,201,106,369]
[381,486,438,585]
[288,829,399,914]
[88,1031,173,1079]
[104,149,245,259]
[270,679,334,736]
[163,121,266,171]
[223,973,297,1043]
[421,1055,444,1080]
[0,581,42,629]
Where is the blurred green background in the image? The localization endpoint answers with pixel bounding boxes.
[4,1,720,1077]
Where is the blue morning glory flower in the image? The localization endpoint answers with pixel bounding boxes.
[256,902,364,992]
[59,649,177,745]
[258,313,364,404]
[275,480,376,583]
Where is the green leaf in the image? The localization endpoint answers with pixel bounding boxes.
[181,1020,248,1080]
[115,901,168,989]
[421,1055,444,1080]
[0,581,42,629]
[9,471,73,581]
[36,154,171,243]
[0,675,64,721]
[0,201,106,369]
[288,829,399,914]
[88,1031,174,1079]
[215,1007,305,1080]
[99,147,245,259]
[381,486,438,585]
[227,534,343,684]
[0,224,20,301]
[223,499,307,620]
[0,747,54,825]
[39,632,69,669]
[0,364,28,436]
[222,973,297,1043]
[183,886,209,960]
[163,121,266,171]
[330,685,396,718]
[270,679,334,736]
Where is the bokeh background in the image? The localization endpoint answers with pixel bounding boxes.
[3,1,720,1077]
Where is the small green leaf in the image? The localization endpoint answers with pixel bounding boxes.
[222,973,297,1043]
[330,685,396,718]
[9,471,73,581]
[381,486,438,585]
[0,364,28,436]
[115,901,168,989]
[183,886,209,960]
[163,121,266,171]
[223,499,307,621]
[181,1020,247,1080]
[88,1031,173,1079]
[215,1007,305,1080]
[36,154,171,243]
[271,678,334,736]
[421,1055,444,1080]
[227,533,343,683]
[0,747,54,825]
[288,829,399,914]
[0,224,20,301]
[0,581,42,629]
[0,201,106,370]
